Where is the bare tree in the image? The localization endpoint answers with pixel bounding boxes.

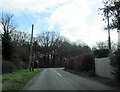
[0,12,17,60]
[37,31,92,67]
[1,12,17,33]
[37,31,62,66]
[11,30,31,45]
[95,41,108,50]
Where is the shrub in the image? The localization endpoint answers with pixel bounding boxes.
[73,56,81,71]
[68,57,74,69]
[77,53,95,72]
[81,53,95,72]
[76,55,83,71]
[110,49,120,82]
[64,59,69,69]
[21,61,28,69]
[65,53,95,74]
[2,61,16,74]
[94,49,109,58]
[10,54,28,70]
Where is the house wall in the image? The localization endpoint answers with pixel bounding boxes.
[95,57,114,79]
[118,30,120,47]
[0,36,2,91]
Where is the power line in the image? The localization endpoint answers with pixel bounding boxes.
[1,0,33,25]
[15,0,32,25]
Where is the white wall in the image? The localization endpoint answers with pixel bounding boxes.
[0,38,1,46]
[118,30,120,46]
[0,35,2,91]
[95,57,114,79]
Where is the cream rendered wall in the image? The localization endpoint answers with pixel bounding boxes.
[95,57,114,79]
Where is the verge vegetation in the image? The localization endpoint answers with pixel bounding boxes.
[2,69,40,91]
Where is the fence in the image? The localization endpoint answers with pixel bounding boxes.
[95,57,114,79]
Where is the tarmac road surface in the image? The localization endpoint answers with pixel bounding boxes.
[24,68,118,90]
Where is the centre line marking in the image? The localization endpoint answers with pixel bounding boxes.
[54,70,62,77]
[57,73,62,76]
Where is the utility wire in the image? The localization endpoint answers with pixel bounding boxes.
[15,0,32,25]
[0,0,33,25]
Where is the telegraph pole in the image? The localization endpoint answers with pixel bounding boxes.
[106,6,111,51]
[29,24,34,71]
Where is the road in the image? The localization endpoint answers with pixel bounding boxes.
[24,68,118,90]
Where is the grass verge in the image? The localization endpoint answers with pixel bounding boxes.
[2,68,40,91]
[64,69,120,89]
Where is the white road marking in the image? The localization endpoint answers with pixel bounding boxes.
[54,70,62,77]
[57,72,62,76]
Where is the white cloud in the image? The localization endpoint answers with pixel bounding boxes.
[0,0,118,46]
[0,0,70,13]
[0,25,3,34]
[46,0,118,46]
[48,1,91,32]
[47,0,98,44]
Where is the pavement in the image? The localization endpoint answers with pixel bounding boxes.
[24,68,119,90]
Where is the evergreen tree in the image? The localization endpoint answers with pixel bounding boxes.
[0,12,16,60]
[2,31,13,60]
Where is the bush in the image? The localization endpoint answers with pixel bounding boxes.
[80,53,95,72]
[65,58,70,69]
[68,57,74,69]
[94,49,109,58]
[2,61,16,74]
[73,56,81,71]
[10,54,28,70]
[21,61,28,69]
[65,53,95,74]
[110,49,120,82]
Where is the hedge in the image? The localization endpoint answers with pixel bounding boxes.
[65,53,95,73]
[94,49,109,58]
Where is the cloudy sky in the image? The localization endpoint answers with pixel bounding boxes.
[0,0,118,47]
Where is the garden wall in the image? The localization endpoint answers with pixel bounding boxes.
[95,57,114,79]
